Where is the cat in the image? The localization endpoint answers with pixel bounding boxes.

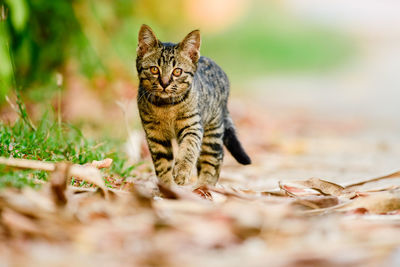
[136,24,251,186]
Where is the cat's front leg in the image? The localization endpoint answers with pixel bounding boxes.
[174,121,203,185]
[145,133,174,185]
[196,122,225,186]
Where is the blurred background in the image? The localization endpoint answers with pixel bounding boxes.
[0,0,355,129]
[1,0,400,180]
[1,0,399,126]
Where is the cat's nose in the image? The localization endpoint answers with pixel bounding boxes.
[160,76,170,89]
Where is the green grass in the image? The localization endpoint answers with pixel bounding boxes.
[0,112,137,189]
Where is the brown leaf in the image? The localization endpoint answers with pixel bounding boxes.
[69,164,107,196]
[90,158,113,169]
[2,208,41,235]
[294,178,345,196]
[157,183,179,199]
[278,181,323,197]
[343,192,400,214]
[206,186,255,200]
[193,186,213,200]
[50,162,70,206]
[347,207,369,215]
[292,195,339,209]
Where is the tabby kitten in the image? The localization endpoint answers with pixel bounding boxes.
[136,24,251,186]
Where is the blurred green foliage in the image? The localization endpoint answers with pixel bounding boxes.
[0,0,101,101]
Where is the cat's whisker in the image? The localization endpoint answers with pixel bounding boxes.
[137,92,146,103]
[137,90,149,102]
[137,90,154,104]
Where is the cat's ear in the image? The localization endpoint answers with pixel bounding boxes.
[137,24,158,57]
[179,30,201,63]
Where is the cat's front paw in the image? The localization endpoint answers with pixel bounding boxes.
[173,163,190,185]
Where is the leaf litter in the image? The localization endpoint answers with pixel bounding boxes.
[0,156,400,266]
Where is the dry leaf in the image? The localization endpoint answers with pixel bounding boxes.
[2,208,41,235]
[90,158,113,169]
[294,178,345,196]
[342,192,400,214]
[292,195,339,209]
[0,157,107,193]
[69,164,107,194]
[193,186,213,200]
[50,162,70,206]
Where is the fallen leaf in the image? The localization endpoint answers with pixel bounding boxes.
[90,158,113,169]
[347,208,369,215]
[294,178,345,196]
[50,162,70,206]
[193,187,213,200]
[292,195,339,209]
[341,192,400,214]
[69,164,107,195]
[2,208,41,235]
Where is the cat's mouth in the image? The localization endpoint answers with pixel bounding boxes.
[155,91,173,99]
[142,86,190,105]
[150,89,177,99]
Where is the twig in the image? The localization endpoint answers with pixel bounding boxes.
[14,89,36,131]
[56,72,63,129]
[0,157,55,171]
[300,201,353,215]
[344,170,400,189]
[0,157,107,194]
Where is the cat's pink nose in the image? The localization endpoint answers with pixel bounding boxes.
[160,76,170,89]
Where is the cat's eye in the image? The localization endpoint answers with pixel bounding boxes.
[150,66,159,74]
[172,68,182,77]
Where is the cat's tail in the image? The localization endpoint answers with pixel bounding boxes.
[223,115,251,165]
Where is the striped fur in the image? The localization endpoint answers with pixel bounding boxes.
[136,25,251,186]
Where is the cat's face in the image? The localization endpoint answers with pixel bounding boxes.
[136,25,201,99]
